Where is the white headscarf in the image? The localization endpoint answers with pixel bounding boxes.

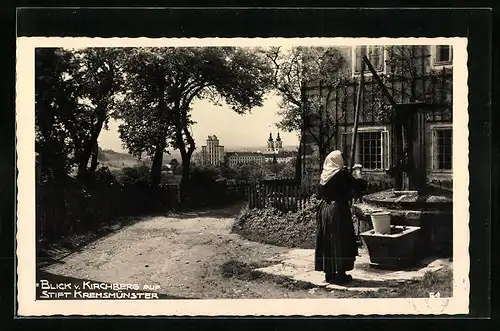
[319,150,344,186]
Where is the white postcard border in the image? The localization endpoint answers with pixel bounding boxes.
[16,37,469,316]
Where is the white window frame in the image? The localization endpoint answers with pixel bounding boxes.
[341,126,390,171]
[352,45,388,78]
[431,45,453,69]
[430,123,453,173]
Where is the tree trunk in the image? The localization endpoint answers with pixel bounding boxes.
[180,155,191,185]
[179,152,192,208]
[318,146,328,172]
[76,115,106,182]
[150,144,165,188]
[295,153,302,183]
[76,152,90,181]
[89,140,99,179]
[295,133,304,183]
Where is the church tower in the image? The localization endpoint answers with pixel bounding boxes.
[275,132,283,152]
[267,132,274,152]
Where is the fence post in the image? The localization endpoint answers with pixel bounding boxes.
[285,185,289,211]
[281,185,286,211]
[249,184,255,209]
[250,185,254,209]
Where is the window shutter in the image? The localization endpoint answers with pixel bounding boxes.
[382,130,390,169]
[370,46,378,71]
[342,132,353,165]
[378,46,385,71]
[355,46,362,73]
[355,46,368,74]
[432,129,437,169]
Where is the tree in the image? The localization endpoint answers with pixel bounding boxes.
[267,161,285,175]
[218,162,237,179]
[262,46,348,171]
[264,47,347,131]
[277,160,297,179]
[35,47,125,182]
[71,48,125,181]
[369,45,452,122]
[97,146,108,161]
[169,158,179,173]
[35,48,79,181]
[116,47,175,187]
[233,163,266,184]
[117,47,273,189]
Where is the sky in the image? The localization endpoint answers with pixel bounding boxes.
[98,92,300,154]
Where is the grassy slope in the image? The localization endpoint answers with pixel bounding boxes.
[99,150,143,171]
[99,149,182,171]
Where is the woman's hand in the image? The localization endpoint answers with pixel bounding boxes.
[352,164,363,179]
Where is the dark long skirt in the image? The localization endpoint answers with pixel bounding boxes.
[314,200,357,274]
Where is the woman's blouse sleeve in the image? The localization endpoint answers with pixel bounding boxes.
[345,171,367,193]
[354,178,367,192]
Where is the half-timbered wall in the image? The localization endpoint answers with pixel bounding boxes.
[301,45,453,189]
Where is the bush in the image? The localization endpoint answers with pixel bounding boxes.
[232,195,322,249]
[94,166,116,184]
[117,165,151,185]
[181,166,246,209]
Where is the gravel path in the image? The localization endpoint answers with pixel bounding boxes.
[40,204,337,299]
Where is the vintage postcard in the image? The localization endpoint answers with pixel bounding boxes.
[16,37,469,316]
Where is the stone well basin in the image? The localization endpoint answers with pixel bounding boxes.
[361,189,452,211]
[353,189,453,258]
[360,225,421,270]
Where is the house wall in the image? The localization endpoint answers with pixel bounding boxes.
[337,45,451,79]
[426,121,453,190]
[336,120,452,190]
[301,45,453,189]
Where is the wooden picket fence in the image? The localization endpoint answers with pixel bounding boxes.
[247,179,320,212]
[37,179,250,244]
[36,181,181,243]
[247,178,396,212]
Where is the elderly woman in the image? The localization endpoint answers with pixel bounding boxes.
[315,150,366,284]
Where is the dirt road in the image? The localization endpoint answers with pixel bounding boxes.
[41,204,334,299]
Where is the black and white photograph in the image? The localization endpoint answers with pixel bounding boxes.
[16,37,469,316]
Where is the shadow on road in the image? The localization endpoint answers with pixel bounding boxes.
[37,202,247,269]
[167,202,246,219]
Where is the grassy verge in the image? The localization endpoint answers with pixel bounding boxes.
[388,266,453,298]
[220,259,453,299]
[333,266,453,299]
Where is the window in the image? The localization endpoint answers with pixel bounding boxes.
[432,127,452,170]
[359,132,383,169]
[353,45,385,75]
[433,45,453,66]
[342,128,390,170]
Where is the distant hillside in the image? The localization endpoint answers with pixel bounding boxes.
[98,145,299,170]
[98,149,143,170]
[97,148,186,171]
[100,149,136,160]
